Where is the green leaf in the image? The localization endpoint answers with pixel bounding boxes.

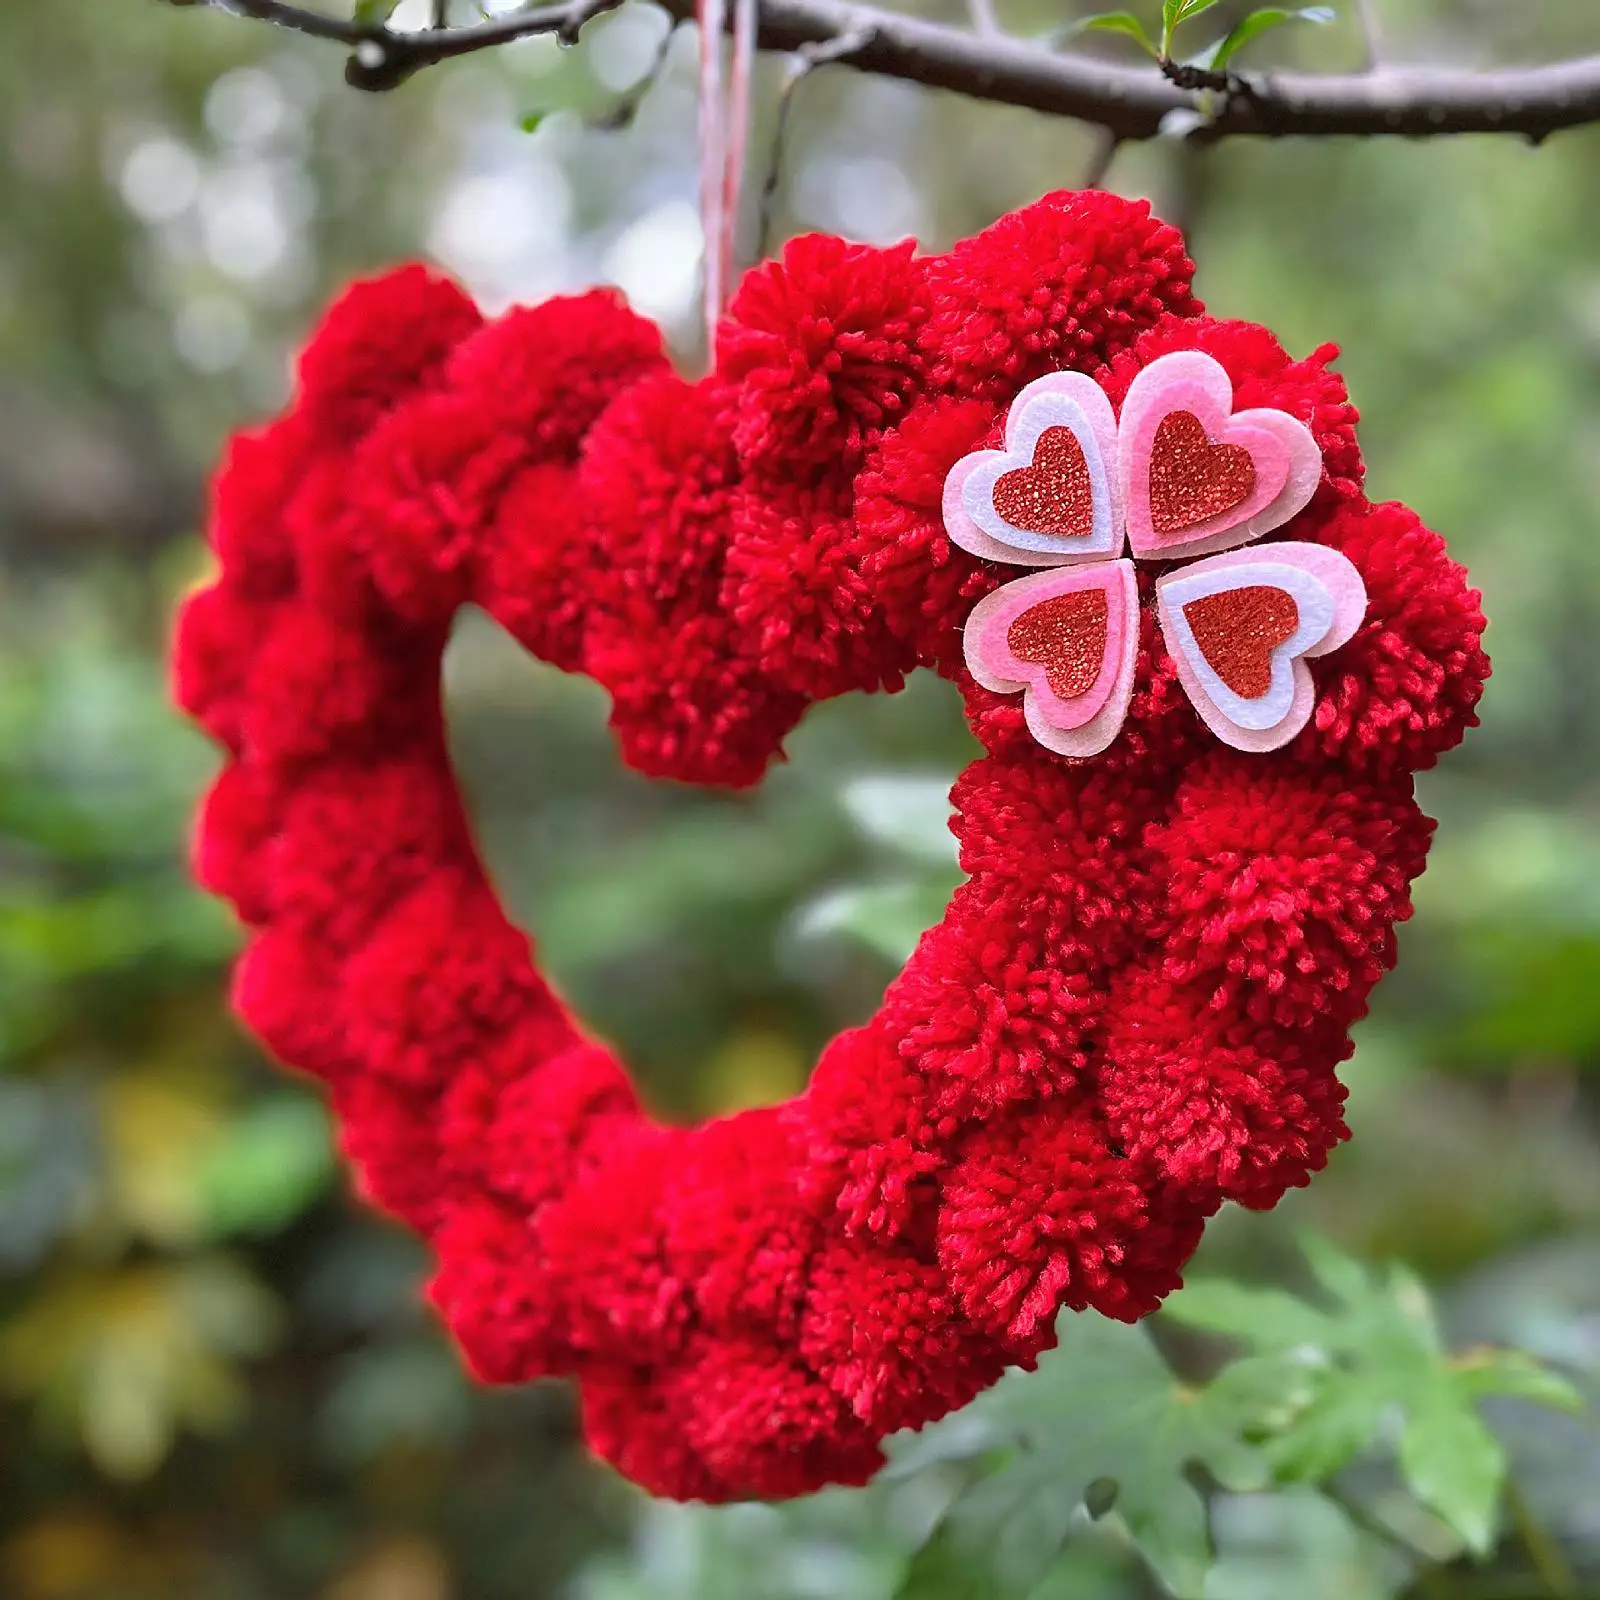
[1452,1350,1586,1415]
[840,775,959,866]
[1164,1237,1509,1516]
[200,1097,335,1238]
[1163,1235,1579,1558]
[795,878,955,965]
[892,1317,1272,1598]
[1261,1381,1384,1483]
[1398,1396,1506,1556]
[1161,1277,1337,1351]
[519,109,549,134]
[1297,1228,1374,1310]
[898,1464,1077,1598]
[1190,5,1336,70]
[1065,12,1160,57]
[352,0,400,22]
[1164,0,1224,26]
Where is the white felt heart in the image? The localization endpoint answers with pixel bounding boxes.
[1155,541,1368,752]
[943,372,1122,567]
[1120,351,1323,562]
[963,559,1138,756]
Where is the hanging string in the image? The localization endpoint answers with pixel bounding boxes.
[697,0,759,352]
[722,0,758,306]
[696,0,728,343]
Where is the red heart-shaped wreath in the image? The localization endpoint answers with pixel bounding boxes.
[174,190,1488,1502]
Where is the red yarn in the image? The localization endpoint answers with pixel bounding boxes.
[717,234,928,479]
[175,192,1488,1502]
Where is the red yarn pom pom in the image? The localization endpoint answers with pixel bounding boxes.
[717,234,928,480]
[1301,498,1490,775]
[343,874,537,1092]
[800,1240,1002,1433]
[922,190,1199,398]
[539,1126,693,1360]
[723,486,901,699]
[192,760,276,924]
[207,420,308,600]
[852,396,997,666]
[429,1198,572,1382]
[478,463,591,671]
[1100,976,1352,1206]
[937,1108,1190,1348]
[1149,754,1433,1029]
[446,288,666,463]
[295,263,480,441]
[673,1335,885,1499]
[664,1109,823,1338]
[438,1040,635,1216]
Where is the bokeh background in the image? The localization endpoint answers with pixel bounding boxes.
[3,1,1600,1596]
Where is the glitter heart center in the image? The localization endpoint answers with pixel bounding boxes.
[991,426,1095,537]
[1182,584,1300,698]
[1148,410,1257,535]
[1005,587,1110,700]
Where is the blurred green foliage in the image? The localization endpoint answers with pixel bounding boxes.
[3,0,1600,1596]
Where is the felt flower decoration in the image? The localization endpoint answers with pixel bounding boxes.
[947,352,1366,754]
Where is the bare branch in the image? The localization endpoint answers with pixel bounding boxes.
[173,0,1600,144]
[194,0,624,90]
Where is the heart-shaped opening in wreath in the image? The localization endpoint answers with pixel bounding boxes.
[442,611,973,1120]
[174,193,1487,1506]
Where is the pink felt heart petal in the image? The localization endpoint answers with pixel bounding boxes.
[964,560,1138,756]
[944,372,1123,568]
[1155,541,1367,752]
[1120,351,1323,561]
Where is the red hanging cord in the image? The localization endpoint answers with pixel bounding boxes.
[698,0,758,348]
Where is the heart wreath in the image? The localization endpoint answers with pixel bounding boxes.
[174,189,1489,1503]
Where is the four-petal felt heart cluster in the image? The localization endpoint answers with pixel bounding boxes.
[949,354,1366,757]
[173,190,1490,1505]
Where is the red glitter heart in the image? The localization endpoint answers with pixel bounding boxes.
[1183,584,1300,698]
[1148,410,1256,535]
[1006,589,1109,700]
[991,426,1095,536]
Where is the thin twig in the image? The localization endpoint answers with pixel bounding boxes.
[1319,1484,1431,1566]
[1353,0,1384,72]
[588,15,679,131]
[757,21,876,261]
[1079,125,1120,189]
[197,0,624,90]
[1505,1478,1580,1600]
[966,0,999,38]
[171,0,1600,144]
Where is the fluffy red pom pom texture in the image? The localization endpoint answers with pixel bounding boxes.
[173,193,1488,1501]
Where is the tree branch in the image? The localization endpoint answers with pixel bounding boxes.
[175,0,1600,143]
[196,0,626,90]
